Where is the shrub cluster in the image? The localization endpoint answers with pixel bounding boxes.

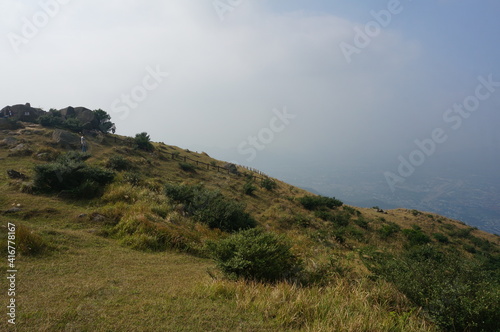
[106,155,133,171]
[33,152,114,198]
[402,225,431,246]
[134,132,154,151]
[378,222,401,239]
[363,245,500,331]
[260,178,277,191]
[164,184,256,232]
[298,195,343,210]
[38,109,115,133]
[207,228,302,282]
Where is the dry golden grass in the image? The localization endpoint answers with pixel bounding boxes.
[199,278,437,331]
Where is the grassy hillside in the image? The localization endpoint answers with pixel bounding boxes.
[1,122,499,331]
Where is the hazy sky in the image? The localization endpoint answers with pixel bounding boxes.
[2,0,499,173]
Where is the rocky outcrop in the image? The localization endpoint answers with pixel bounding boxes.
[0,103,45,122]
[59,106,96,128]
[223,163,239,175]
[52,129,80,149]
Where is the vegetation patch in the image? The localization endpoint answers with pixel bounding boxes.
[298,195,343,210]
[33,151,114,198]
[165,183,256,232]
[362,245,500,331]
[207,228,302,282]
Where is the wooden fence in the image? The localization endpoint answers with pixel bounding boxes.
[168,151,269,181]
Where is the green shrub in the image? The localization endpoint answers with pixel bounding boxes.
[164,183,197,203]
[363,245,500,331]
[298,195,343,210]
[207,228,302,282]
[33,152,114,198]
[63,117,83,132]
[402,225,431,246]
[123,172,142,187]
[260,178,277,191]
[134,132,154,151]
[314,210,350,226]
[243,181,257,196]
[106,155,133,171]
[432,232,449,244]
[93,109,114,133]
[164,184,256,232]
[179,162,196,172]
[354,217,369,229]
[378,222,401,239]
[38,113,64,127]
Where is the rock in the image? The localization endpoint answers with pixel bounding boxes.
[7,169,28,180]
[0,104,45,122]
[8,144,32,156]
[4,207,22,214]
[52,129,80,149]
[59,106,96,128]
[223,163,239,175]
[78,214,88,218]
[0,137,18,147]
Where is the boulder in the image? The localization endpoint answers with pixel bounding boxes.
[223,163,239,175]
[8,143,33,156]
[7,169,28,180]
[59,106,96,128]
[0,103,45,122]
[52,129,80,149]
[0,137,18,147]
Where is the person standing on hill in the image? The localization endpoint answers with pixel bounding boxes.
[81,135,87,153]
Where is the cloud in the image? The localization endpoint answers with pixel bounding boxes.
[1,0,424,158]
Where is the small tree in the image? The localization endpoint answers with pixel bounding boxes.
[134,132,154,151]
[93,109,115,133]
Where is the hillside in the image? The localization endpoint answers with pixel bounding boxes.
[1,121,499,331]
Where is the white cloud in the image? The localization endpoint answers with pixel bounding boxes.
[1,0,425,156]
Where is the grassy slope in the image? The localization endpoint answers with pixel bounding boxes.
[1,123,498,331]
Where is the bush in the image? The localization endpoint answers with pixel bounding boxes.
[314,210,350,226]
[106,155,133,171]
[364,245,500,331]
[402,225,431,246]
[123,172,142,187]
[378,222,401,239]
[260,178,277,191]
[433,232,450,244]
[164,184,256,232]
[298,195,343,210]
[134,132,154,151]
[179,162,196,172]
[33,152,114,198]
[93,109,114,133]
[207,228,302,282]
[243,180,256,196]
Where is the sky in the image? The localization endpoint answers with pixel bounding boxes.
[1,0,499,189]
